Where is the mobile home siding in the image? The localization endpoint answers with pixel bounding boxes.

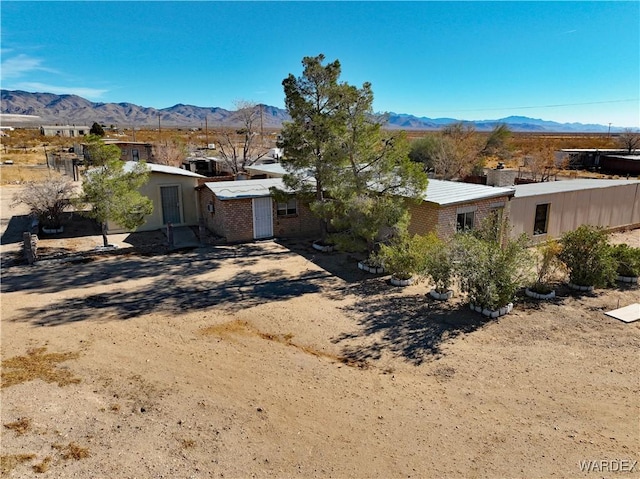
[509,182,640,241]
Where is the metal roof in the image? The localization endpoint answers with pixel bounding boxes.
[422,179,515,206]
[513,179,640,198]
[205,178,288,200]
[123,161,205,178]
[604,155,640,160]
[245,163,287,177]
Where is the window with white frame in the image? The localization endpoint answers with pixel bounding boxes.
[456,206,476,232]
[277,198,297,216]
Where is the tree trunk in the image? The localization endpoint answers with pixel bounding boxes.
[101,222,109,247]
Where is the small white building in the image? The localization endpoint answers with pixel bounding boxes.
[40,125,90,137]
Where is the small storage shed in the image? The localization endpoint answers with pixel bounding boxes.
[509,179,640,241]
[199,178,320,243]
[408,179,515,238]
[107,162,205,233]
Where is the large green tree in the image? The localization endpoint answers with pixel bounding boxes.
[278,54,349,238]
[279,54,427,250]
[77,136,153,247]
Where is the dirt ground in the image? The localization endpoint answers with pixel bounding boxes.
[1,184,639,478]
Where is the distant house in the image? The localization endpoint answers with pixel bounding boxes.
[40,125,90,137]
[600,155,640,175]
[103,140,154,162]
[106,162,205,234]
[509,179,640,242]
[555,149,635,171]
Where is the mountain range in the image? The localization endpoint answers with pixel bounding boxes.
[0,89,624,133]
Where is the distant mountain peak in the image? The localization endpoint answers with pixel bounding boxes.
[0,89,627,133]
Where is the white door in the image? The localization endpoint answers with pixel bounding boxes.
[253,197,273,239]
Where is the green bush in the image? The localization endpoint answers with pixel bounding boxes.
[611,244,640,277]
[558,225,617,287]
[374,233,433,280]
[453,219,532,311]
[422,233,454,293]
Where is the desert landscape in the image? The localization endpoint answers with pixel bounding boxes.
[1,184,639,478]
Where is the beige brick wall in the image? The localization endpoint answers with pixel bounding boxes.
[408,196,512,239]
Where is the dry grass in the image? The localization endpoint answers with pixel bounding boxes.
[32,456,52,474]
[52,442,90,460]
[0,347,80,389]
[3,417,32,435]
[0,165,57,184]
[180,438,196,449]
[0,453,36,475]
[200,320,368,368]
[0,149,47,165]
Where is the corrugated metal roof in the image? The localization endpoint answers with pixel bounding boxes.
[205,176,516,204]
[513,179,639,198]
[422,179,515,206]
[205,178,287,199]
[246,163,287,177]
[123,161,205,178]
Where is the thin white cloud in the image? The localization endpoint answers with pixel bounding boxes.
[14,82,108,99]
[1,54,57,79]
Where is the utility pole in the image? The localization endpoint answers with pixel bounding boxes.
[608,123,612,138]
[205,116,209,148]
[158,113,162,144]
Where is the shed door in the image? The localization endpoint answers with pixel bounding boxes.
[253,197,273,239]
[161,185,182,225]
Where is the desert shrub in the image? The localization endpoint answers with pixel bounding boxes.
[374,232,433,280]
[453,219,532,310]
[558,225,617,287]
[12,176,76,229]
[422,233,454,292]
[530,240,564,293]
[610,244,640,277]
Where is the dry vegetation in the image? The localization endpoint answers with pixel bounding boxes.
[52,442,91,461]
[0,347,80,389]
[0,454,37,475]
[3,417,32,436]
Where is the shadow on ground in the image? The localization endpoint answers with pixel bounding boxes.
[329,280,491,365]
[277,238,378,283]
[5,242,334,326]
[1,214,32,245]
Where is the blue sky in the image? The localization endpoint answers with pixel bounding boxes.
[1,1,639,127]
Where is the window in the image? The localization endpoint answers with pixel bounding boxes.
[277,198,297,216]
[534,203,550,235]
[456,211,475,232]
[132,149,140,161]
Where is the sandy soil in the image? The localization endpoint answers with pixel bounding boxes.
[1,185,639,478]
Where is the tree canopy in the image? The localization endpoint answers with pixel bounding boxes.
[77,136,153,246]
[409,123,512,179]
[278,54,427,250]
[90,122,105,137]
